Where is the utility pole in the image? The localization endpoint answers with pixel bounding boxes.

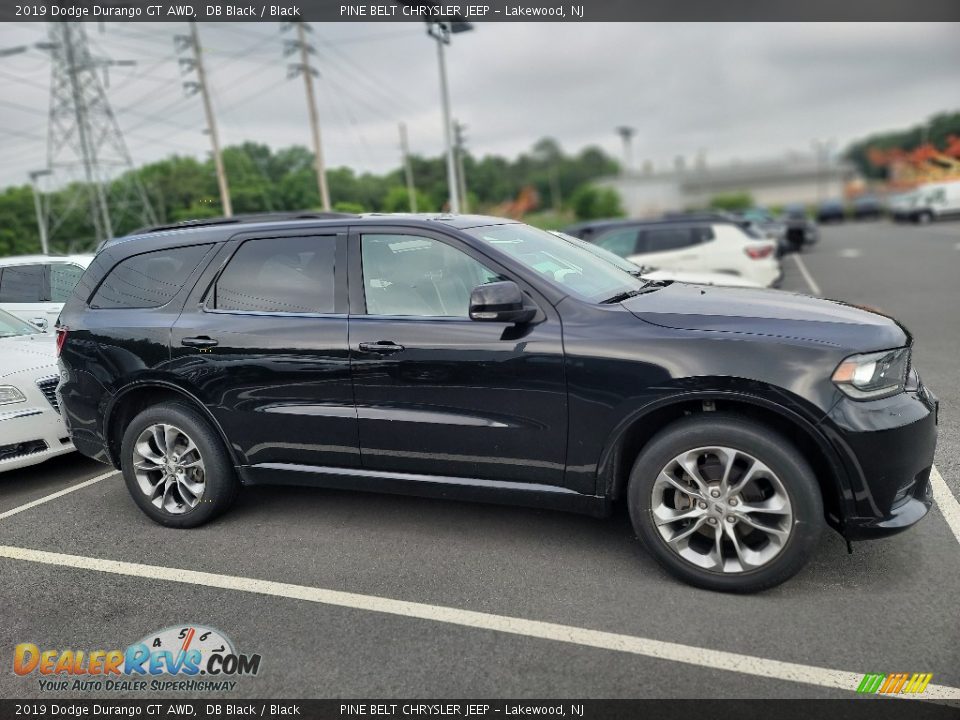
[426,21,473,214]
[284,22,331,211]
[453,120,468,214]
[399,122,417,213]
[177,23,232,217]
[29,170,51,255]
[615,126,636,174]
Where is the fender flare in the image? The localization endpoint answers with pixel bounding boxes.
[597,387,852,516]
[103,379,240,467]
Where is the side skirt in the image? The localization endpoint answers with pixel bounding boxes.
[238,463,611,518]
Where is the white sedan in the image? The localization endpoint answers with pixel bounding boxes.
[550,232,765,288]
[0,308,74,472]
[0,254,93,331]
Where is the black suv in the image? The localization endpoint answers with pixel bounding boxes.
[57,214,938,593]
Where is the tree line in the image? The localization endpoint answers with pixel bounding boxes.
[0,137,621,256]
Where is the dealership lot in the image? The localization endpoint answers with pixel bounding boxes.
[0,222,958,699]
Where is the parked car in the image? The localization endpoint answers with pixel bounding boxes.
[737,208,789,256]
[0,307,74,472]
[890,191,921,223]
[549,231,765,289]
[815,199,846,224]
[851,195,883,221]
[0,254,93,331]
[780,205,818,251]
[576,219,782,288]
[57,213,938,593]
[906,181,960,224]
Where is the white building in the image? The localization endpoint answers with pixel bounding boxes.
[598,155,858,217]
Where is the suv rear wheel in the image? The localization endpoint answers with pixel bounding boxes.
[627,414,823,593]
[120,402,239,528]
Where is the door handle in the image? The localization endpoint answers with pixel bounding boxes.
[181,336,219,348]
[358,341,405,354]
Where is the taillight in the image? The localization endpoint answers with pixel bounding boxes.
[745,244,774,260]
[56,327,68,357]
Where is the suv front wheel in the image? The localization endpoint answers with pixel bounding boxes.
[628,414,823,593]
[120,402,239,528]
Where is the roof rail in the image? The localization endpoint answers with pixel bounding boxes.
[125,211,360,236]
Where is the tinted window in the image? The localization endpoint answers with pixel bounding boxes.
[91,245,209,309]
[0,264,44,302]
[362,234,499,317]
[48,263,85,303]
[593,228,639,257]
[214,236,336,314]
[643,228,698,253]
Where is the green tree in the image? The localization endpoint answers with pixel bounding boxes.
[571,185,625,220]
[709,192,753,212]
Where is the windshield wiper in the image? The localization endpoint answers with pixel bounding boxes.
[602,279,668,304]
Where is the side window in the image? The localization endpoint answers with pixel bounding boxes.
[0,264,45,302]
[48,263,86,303]
[91,245,209,309]
[213,236,336,314]
[594,228,639,257]
[361,234,499,317]
[644,228,698,253]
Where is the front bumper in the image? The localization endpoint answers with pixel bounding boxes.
[0,405,74,472]
[820,379,938,540]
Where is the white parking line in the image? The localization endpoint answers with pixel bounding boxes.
[790,253,822,296]
[931,465,960,547]
[0,469,118,522]
[0,544,956,700]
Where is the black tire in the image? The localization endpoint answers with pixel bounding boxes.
[120,401,239,528]
[627,413,823,593]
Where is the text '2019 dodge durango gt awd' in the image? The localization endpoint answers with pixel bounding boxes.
[56,213,938,592]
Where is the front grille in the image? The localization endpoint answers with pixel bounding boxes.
[0,440,47,462]
[36,376,60,414]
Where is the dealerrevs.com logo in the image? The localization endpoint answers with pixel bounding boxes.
[13,624,262,693]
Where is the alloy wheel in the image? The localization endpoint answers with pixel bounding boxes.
[650,446,794,573]
[132,423,206,514]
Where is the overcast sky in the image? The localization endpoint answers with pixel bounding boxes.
[0,21,958,190]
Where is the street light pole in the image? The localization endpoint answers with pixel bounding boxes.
[29,170,51,255]
[432,26,459,214]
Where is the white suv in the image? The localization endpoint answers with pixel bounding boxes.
[587,221,782,288]
[0,254,92,331]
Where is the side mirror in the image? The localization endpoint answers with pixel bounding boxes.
[469,281,536,324]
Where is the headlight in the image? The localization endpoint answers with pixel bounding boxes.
[0,385,26,406]
[832,348,910,400]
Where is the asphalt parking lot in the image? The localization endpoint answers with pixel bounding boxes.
[1,221,958,701]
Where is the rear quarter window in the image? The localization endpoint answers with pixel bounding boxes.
[90,245,210,309]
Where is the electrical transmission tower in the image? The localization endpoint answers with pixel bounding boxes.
[282,22,331,212]
[41,22,157,249]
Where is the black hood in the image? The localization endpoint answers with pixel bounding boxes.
[623,283,909,351]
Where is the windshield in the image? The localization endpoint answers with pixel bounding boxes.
[549,231,640,274]
[466,223,644,303]
[0,308,41,338]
